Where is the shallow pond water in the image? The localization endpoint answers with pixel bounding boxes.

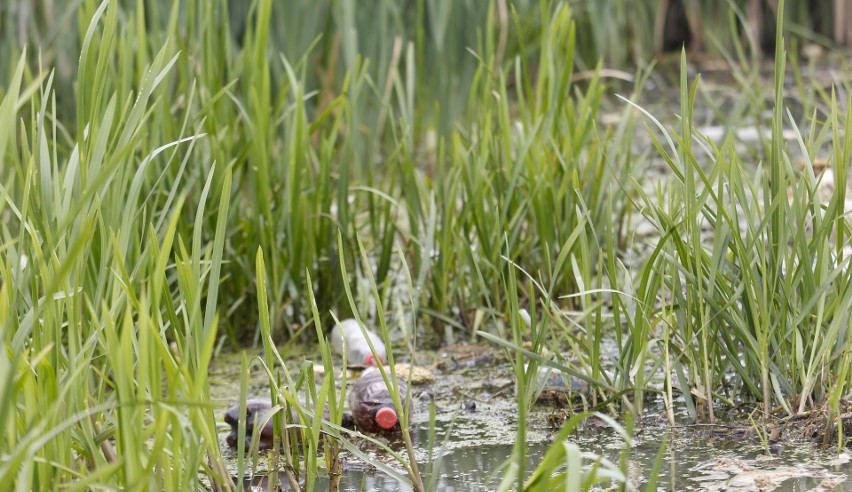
[209,345,852,491]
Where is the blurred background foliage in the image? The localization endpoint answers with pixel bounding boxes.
[2,0,849,128]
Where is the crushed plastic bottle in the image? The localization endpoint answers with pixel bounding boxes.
[224,398,353,450]
[224,398,276,449]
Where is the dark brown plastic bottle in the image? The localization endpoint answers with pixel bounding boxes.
[348,370,410,434]
[224,398,276,450]
[224,398,353,450]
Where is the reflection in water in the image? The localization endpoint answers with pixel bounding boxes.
[311,444,543,492]
[241,431,852,492]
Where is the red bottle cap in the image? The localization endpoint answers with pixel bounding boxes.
[375,407,398,429]
[364,353,384,366]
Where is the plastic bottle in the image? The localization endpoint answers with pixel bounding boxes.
[224,398,354,449]
[224,398,276,449]
[330,318,387,367]
[348,370,409,434]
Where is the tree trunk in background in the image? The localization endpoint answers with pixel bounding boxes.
[655,0,670,53]
[684,0,703,52]
[749,0,764,49]
[836,0,852,46]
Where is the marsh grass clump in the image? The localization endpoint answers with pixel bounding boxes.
[617,1,852,428]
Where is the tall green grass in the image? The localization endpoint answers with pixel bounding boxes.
[3,0,852,490]
[0,15,234,490]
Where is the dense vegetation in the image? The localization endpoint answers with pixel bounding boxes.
[2,0,851,489]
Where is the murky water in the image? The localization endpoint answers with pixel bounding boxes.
[210,345,852,491]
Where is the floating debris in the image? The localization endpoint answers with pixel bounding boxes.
[392,363,435,385]
[691,456,845,491]
[437,344,495,369]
